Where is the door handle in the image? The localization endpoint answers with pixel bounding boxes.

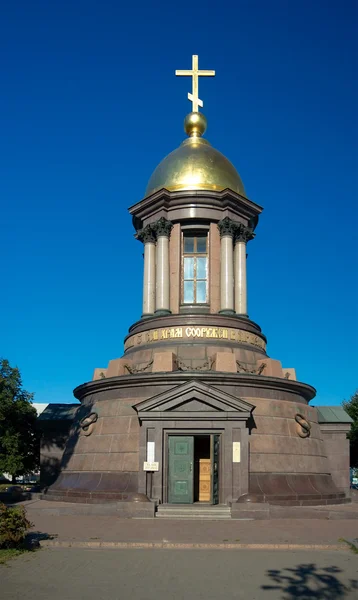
[190,462,193,472]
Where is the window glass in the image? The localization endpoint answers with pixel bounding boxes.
[184,237,195,253]
[184,257,194,279]
[196,236,207,253]
[196,257,207,280]
[196,281,207,303]
[184,281,194,303]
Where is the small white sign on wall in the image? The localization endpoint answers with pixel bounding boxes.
[147,441,155,463]
[143,462,159,471]
[233,442,241,463]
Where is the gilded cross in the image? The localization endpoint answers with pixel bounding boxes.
[175,55,215,112]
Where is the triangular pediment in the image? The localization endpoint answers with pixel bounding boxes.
[133,380,254,421]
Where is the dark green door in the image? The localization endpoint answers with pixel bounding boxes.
[168,436,194,504]
[211,434,220,505]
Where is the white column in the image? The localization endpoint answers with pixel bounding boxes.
[218,218,235,314]
[138,225,156,317]
[234,224,253,317]
[154,218,172,314]
[234,241,247,316]
[142,239,156,316]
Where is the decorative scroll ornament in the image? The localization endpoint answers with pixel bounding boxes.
[137,224,156,244]
[235,223,254,244]
[177,357,214,372]
[79,412,98,437]
[124,360,153,374]
[217,217,237,238]
[218,218,254,242]
[295,414,311,438]
[236,361,266,375]
[152,217,173,238]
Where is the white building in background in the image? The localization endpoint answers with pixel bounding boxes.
[32,403,49,416]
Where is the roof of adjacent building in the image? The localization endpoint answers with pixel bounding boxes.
[35,403,352,425]
[37,403,79,422]
[315,406,353,424]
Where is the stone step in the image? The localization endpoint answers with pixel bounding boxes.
[158,504,231,514]
[155,513,231,521]
[156,509,231,514]
[157,504,229,509]
[156,504,231,519]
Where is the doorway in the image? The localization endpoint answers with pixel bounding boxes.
[167,434,220,504]
[194,436,210,502]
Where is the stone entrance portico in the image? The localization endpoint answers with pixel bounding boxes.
[134,380,253,504]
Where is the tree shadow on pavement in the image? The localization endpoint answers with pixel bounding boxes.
[261,563,358,599]
[25,531,58,549]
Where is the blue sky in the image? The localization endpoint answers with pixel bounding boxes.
[1,0,356,406]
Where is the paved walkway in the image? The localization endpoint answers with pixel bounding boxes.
[1,548,358,600]
[24,508,358,548]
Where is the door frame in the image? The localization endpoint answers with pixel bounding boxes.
[164,430,223,505]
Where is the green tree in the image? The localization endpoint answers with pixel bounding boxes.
[0,359,39,482]
[343,390,358,468]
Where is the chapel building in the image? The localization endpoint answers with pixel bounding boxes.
[44,57,351,516]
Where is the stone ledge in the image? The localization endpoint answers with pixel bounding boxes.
[40,540,349,550]
[36,498,155,517]
[231,503,358,520]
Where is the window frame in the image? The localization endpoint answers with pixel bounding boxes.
[181,230,210,306]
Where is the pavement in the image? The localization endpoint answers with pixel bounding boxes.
[21,499,358,550]
[1,547,358,599]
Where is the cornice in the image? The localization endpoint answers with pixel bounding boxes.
[73,371,316,403]
[128,188,263,229]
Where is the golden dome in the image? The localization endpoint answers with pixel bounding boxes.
[145,112,245,197]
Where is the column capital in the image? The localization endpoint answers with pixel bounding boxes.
[234,223,254,244]
[217,217,237,238]
[152,217,173,238]
[138,224,156,244]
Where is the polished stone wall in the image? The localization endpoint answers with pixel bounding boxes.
[249,399,326,475]
[320,424,351,494]
[63,397,140,475]
[45,367,347,506]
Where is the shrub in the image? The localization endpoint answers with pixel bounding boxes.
[0,503,33,548]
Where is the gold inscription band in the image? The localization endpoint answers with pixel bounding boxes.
[125,326,266,351]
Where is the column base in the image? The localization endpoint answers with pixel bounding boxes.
[141,313,154,320]
[218,309,235,316]
[235,313,249,319]
[154,309,172,316]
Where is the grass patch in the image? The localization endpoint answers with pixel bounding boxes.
[338,538,358,554]
[0,547,29,565]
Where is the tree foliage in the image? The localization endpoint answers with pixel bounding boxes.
[0,359,39,480]
[343,389,358,468]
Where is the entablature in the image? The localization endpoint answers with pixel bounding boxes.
[129,188,263,233]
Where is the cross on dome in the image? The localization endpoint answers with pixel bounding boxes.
[175,55,215,112]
